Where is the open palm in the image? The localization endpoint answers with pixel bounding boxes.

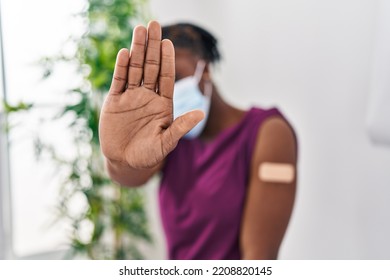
[99,21,203,169]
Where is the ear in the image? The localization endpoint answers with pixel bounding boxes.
[202,63,212,81]
[199,62,213,96]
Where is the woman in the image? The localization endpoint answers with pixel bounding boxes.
[99,21,298,260]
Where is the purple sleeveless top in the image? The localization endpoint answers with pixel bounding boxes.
[159,107,283,259]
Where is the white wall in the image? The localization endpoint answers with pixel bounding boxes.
[148,0,390,259]
[0,112,11,259]
[1,0,84,257]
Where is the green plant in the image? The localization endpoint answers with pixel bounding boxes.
[6,0,152,259]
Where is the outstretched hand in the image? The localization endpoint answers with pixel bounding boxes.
[99,21,204,169]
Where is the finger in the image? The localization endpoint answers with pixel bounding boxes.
[128,25,147,89]
[162,110,205,146]
[143,21,162,92]
[109,48,129,95]
[158,39,175,99]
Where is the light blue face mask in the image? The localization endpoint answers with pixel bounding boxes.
[173,60,212,139]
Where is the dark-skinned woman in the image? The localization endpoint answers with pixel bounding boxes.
[99,21,298,260]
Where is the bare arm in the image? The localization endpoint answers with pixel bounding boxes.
[99,21,204,187]
[240,116,298,259]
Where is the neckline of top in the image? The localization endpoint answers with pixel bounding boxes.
[194,107,256,145]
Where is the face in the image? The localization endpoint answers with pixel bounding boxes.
[174,48,210,95]
[171,48,213,139]
[174,48,199,82]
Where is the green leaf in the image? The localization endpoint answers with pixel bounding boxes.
[2,101,33,113]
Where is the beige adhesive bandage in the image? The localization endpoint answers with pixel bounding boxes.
[259,162,295,184]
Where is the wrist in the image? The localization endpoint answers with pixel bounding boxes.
[106,157,132,172]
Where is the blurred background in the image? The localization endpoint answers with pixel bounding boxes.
[1,0,390,259]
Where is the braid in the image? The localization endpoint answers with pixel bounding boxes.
[162,23,221,64]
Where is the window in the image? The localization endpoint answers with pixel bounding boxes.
[1,0,84,258]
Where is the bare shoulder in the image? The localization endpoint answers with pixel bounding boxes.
[253,116,297,164]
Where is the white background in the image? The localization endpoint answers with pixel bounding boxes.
[1,260,390,280]
[1,0,390,259]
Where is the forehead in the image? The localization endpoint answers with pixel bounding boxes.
[175,48,198,64]
[174,48,199,80]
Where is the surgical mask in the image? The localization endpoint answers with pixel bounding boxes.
[173,60,212,139]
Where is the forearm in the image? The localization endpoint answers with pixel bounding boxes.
[106,158,162,187]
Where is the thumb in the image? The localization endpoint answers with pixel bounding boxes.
[162,109,205,147]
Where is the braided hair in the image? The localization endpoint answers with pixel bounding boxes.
[162,23,221,64]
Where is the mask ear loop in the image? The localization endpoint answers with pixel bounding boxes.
[194,60,206,83]
[194,60,213,98]
[203,80,213,98]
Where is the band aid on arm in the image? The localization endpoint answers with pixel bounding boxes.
[259,162,295,184]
